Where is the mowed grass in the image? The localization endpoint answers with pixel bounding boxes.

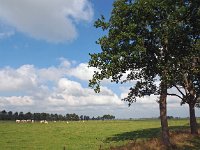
[0,119,196,150]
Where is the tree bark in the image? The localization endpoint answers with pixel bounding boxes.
[189,103,198,135]
[159,81,171,147]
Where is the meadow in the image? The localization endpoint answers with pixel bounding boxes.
[0,119,199,150]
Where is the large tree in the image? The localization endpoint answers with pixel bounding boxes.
[166,1,200,134]
[168,55,200,135]
[89,0,200,147]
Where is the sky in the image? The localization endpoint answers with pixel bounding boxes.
[0,0,199,119]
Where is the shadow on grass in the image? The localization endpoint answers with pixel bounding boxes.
[106,126,188,142]
[105,127,161,142]
[105,125,200,150]
[191,136,200,149]
[180,135,200,150]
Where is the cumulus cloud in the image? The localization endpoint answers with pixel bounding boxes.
[59,58,72,68]
[0,96,34,106]
[0,60,124,114]
[47,78,123,106]
[0,65,37,92]
[0,0,93,42]
[68,63,97,81]
[0,59,198,118]
[38,67,66,82]
[67,63,112,85]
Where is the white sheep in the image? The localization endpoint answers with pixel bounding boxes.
[21,120,27,123]
[27,119,32,123]
[40,120,45,123]
[16,120,21,123]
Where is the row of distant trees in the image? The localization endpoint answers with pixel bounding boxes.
[0,110,115,121]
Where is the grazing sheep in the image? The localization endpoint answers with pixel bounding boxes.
[66,121,69,124]
[31,120,34,123]
[40,120,45,123]
[27,119,32,123]
[44,120,48,124]
[16,120,21,123]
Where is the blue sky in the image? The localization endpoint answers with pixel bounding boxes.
[0,0,113,68]
[0,0,198,119]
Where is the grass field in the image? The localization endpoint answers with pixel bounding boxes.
[0,119,199,150]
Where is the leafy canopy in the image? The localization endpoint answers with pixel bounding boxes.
[89,0,200,105]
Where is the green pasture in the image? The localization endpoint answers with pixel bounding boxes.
[0,119,195,150]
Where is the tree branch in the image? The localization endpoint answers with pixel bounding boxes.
[173,84,185,97]
[167,93,183,100]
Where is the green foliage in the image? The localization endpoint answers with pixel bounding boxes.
[0,110,81,121]
[102,114,115,120]
[89,0,200,105]
[65,113,80,121]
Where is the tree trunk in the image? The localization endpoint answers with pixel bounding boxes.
[189,103,198,135]
[159,81,171,147]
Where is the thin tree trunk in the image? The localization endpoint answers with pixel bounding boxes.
[189,103,198,135]
[159,81,171,147]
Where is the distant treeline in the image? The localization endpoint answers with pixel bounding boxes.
[0,110,115,121]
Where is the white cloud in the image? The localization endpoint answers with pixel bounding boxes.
[68,63,112,85]
[0,0,93,43]
[0,60,124,114]
[58,78,85,96]
[68,63,97,81]
[0,59,199,118]
[48,78,123,106]
[38,67,66,82]
[0,96,34,106]
[0,65,37,92]
[59,58,72,68]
